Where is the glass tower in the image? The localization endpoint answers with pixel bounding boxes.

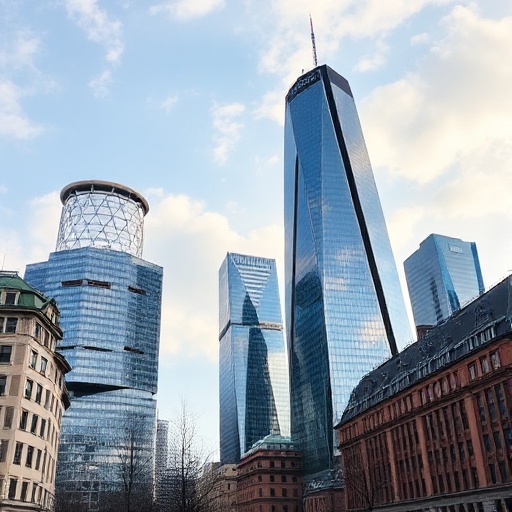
[404,233,485,327]
[24,181,162,510]
[219,253,290,464]
[284,65,411,476]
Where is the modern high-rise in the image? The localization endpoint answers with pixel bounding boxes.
[404,233,485,328]
[24,181,162,510]
[219,253,290,464]
[284,65,411,477]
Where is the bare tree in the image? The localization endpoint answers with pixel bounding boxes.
[342,445,390,511]
[165,401,219,512]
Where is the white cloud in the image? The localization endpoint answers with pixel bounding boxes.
[64,0,123,63]
[143,193,284,361]
[149,0,225,20]
[161,95,178,112]
[0,31,48,139]
[88,69,112,97]
[211,102,245,165]
[361,5,512,184]
[0,80,43,138]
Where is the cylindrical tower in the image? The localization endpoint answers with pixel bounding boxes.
[56,180,149,257]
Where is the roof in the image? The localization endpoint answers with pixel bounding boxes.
[241,434,299,459]
[338,275,512,427]
[0,271,52,309]
[60,180,149,215]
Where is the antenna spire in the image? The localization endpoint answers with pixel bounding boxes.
[309,14,318,67]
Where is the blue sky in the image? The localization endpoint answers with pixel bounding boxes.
[1,0,511,455]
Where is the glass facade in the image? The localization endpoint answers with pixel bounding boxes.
[24,181,162,510]
[404,233,485,327]
[284,65,411,476]
[219,253,290,464]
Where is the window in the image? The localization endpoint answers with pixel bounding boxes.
[13,442,23,464]
[8,478,17,499]
[30,414,38,434]
[20,481,28,501]
[0,439,8,462]
[35,323,41,339]
[30,351,37,369]
[40,357,48,375]
[20,410,28,430]
[44,389,51,409]
[468,363,477,381]
[0,345,12,364]
[35,384,43,404]
[481,357,490,374]
[35,449,42,470]
[26,446,34,467]
[24,379,33,399]
[270,475,275,482]
[4,407,13,429]
[40,419,46,438]
[2,291,18,305]
[270,488,275,497]
[0,375,6,395]
[282,488,288,497]
[491,351,501,369]
[281,475,287,483]
[0,317,17,334]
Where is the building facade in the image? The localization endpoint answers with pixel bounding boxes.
[284,64,411,477]
[219,253,290,464]
[208,463,238,512]
[237,435,302,512]
[24,181,163,510]
[155,419,169,509]
[0,271,70,511]
[404,233,485,328]
[337,275,512,511]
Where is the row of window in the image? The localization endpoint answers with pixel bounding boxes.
[0,475,53,508]
[62,279,147,295]
[0,317,57,351]
[469,351,501,381]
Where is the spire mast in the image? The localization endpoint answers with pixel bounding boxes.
[309,14,318,67]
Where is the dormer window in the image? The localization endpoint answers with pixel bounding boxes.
[0,291,19,305]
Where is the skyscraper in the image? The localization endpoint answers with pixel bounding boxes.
[25,181,162,510]
[404,233,485,328]
[219,253,289,464]
[284,65,411,476]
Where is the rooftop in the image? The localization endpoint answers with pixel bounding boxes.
[338,275,512,426]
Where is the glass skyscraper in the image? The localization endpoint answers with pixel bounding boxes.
[284,65,411,476]
[404,233,485,327]
[24,181,162,510]
[219,253,290,464]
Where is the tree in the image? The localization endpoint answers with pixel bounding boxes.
[98,416,155,512]
[164,401,219,512]
[342,445,390,511]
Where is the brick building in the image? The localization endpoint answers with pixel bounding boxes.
[237,435,302,512]
[337,275,512,512]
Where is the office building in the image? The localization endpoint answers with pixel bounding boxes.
[25,181,162,510]
[404,234,485,328]
[0,271,70,511]
[284,65,411,477]
[155,419,169,508]
[337,275,512,512]
[219,253,290,464]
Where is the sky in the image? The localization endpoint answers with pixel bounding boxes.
[1,0,511,456]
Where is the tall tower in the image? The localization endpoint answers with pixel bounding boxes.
[24,181,162,510]
[219,253,290,464]
[404,233,485,328]
[284,65,411,477]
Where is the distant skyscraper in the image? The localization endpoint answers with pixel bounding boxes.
[284,65,411,476]
[404,233,485,327]
[25,181,162,510]
[219,253,290,464]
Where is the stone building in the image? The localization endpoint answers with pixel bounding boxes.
[208,463,237,512]
[237,435,302,512]
[0,271,70,511]
[337,275,512,511]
